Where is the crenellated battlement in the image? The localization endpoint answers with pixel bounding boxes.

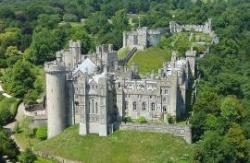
[69,40,81,48]
[96,44,113,54]
[44,61,66,73]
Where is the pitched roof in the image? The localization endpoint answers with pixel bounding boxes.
[73,58,96,75]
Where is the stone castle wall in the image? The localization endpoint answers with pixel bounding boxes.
[119,123,192,144]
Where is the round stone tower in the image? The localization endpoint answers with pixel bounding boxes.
[45,61,66,138]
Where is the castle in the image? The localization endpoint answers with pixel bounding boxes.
[123,27,167,50]
[45,39,196,138]
[44,18,221,139]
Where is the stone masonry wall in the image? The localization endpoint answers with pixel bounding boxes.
[119,123,192,144]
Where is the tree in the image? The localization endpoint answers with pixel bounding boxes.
[71,26,94,54]
[18,148,37,163]
[0,129,19,161]
[220,96,245,122]
[193,131,226,163]
[27,28,62,64]
[224,127,249,162]
[1,60,35,98]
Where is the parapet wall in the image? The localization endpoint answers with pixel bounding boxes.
[169,19,212,34]
[44,61,65,73]
[119,123,192,143]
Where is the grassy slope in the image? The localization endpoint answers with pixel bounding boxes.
[34,126,193,163]
[117,47,130,59]
[35,157,57,163]
[128,47,171,75]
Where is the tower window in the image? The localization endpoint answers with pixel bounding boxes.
[91,99,94,113]
[96,102,98,113]
[151,103,155,111]
[133,35,138,45]
[133,102,137,111]
[163,106,167,112]
[125,101,128,111]
[142,102,146,111]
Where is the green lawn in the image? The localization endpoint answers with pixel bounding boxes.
[128,47,171,75]
[15,132,41,150]
[35,157,57,163]
[34,126,194,163]
[117,47,130,59]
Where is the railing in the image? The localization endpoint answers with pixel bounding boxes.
[118,47,137,66]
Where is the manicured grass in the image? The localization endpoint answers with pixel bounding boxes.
[35,157,57,163]
[14,132,41,150]
[34,126,194,163]
[117,47,130,59]
[128,47,171,75]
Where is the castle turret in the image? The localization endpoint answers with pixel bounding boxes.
[78,72,89,136]
[45,61,66,138]
[69,40,81,67]
[169,69,178,118]
[185,48,196,78]
[123,31,127,48]
[98,75,108,136]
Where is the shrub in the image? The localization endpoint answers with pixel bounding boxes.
[122,116,132,123]
[35,127,47,140]
[168,115,176,124]
[137,116,147,124]
[18,148,37,163]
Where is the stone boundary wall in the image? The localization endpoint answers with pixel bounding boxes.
[119,123,192,144]
[35,151,81,163]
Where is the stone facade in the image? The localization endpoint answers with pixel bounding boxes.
[119,123,192,144]
[123,19,218,51]
[169,19,212,34]
[45,40,196,138]
[123,27,167,50]
[169,18,219,44]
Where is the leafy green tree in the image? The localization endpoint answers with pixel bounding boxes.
[193,131,226,163]
[0,108,13,126]
[27,28,62,64]
[220,96,245,122]
[71,26,94,54]
[224,127,249,162]
[0,129,19,160]
[1,60,35,98]
[18,148,37,163]
[63,13,78,22]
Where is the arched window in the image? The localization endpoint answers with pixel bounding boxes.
[163,106,167,112]
[91,99,94,113]
[142,102,146,111]
[133,102,137,111]
[151,103,155,111]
